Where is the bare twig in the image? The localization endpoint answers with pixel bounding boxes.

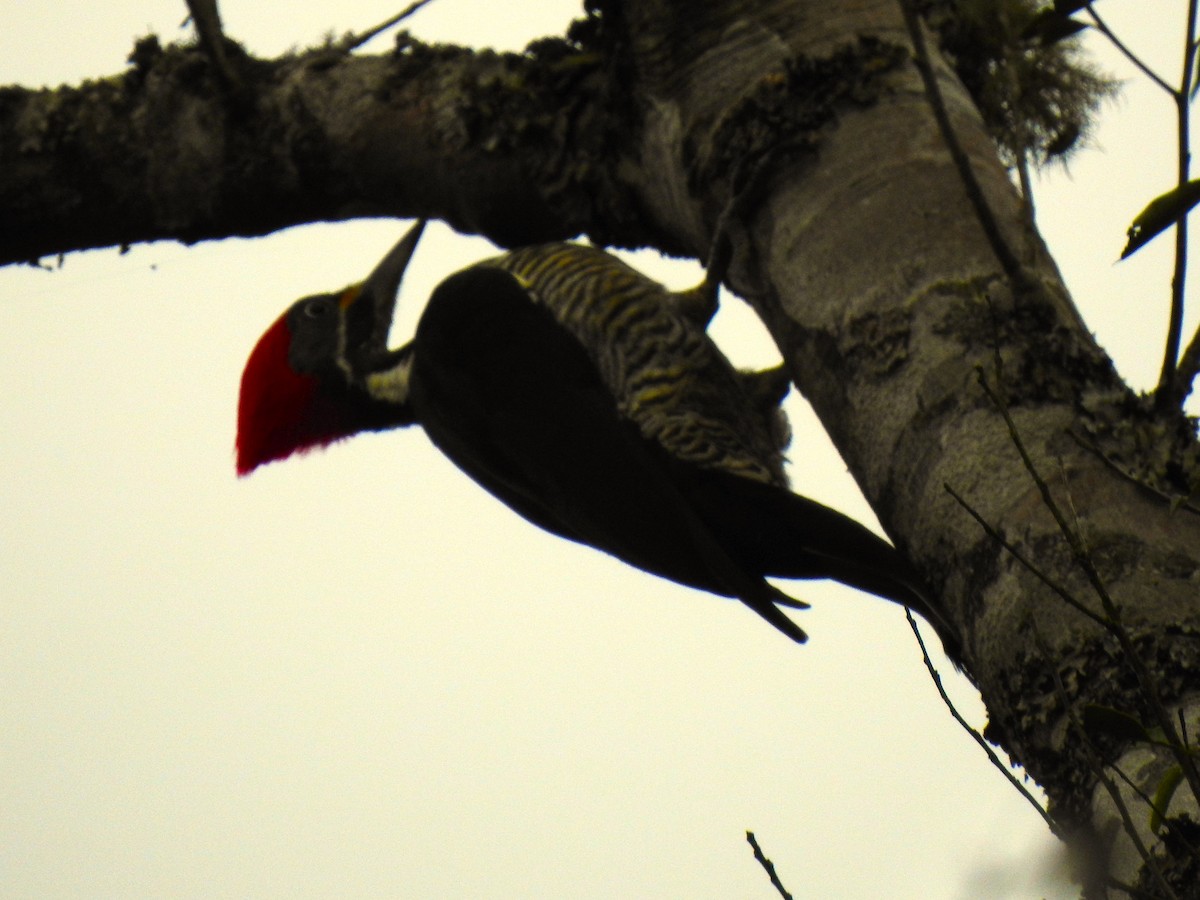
[702,134,816,295]
[978,364,1200,815]
[1084,4,1174,95]
[1016,153,1037,225]
[338,0,438,53]
[746,831,793,900]
[1067,430,1200,517]
[996,2,1038,226]
[184,0,238,89]
[1038,628,1180,900]
[943,482,1108,629]
[1174,324,1200,401]
[977,370,1108,600]
[906,610,1060,836]
[1107,755,1200,855]
[897,0,1028,286]
[1160,0,1199,408]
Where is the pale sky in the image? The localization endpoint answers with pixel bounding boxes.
[0,3,1189,899]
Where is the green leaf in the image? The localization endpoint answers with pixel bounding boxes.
[1150,766,1184,834]
[1121,180,1200,260]
[1082,705,1153,742]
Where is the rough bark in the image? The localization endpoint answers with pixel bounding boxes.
[3,0,1198,894]
[0,34,575,262]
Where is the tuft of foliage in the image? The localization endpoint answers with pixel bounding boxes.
[920,0,1116,167]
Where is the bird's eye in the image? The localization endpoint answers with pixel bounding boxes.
[304,298,334,319]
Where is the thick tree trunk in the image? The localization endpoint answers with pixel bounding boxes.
[2,0,1198,893]
[597,1,1200,893]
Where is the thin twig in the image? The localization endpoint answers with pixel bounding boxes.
[338,0,437,53]
[1016,153,1037,225]
[977,368,1110,601]
[1084,4,1174,95]
[1161,0,1199,408]
[1038,628,1180,900]
[978,365,1200,817]
[906,610,1061,836]
[1067,429,1200,517]
[897,0,1028,286]
[746,831,793,900]
[997,2,1038,226]
[184,0,238,89]
[1107,756,1200,855]
[1173,323,1200,402]
[943,482,1108,629]
[703,136,813,286]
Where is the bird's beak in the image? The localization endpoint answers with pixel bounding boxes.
[344,219,426,362]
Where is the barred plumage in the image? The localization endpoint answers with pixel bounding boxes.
[237,221,963,659]
[484,245,789,487]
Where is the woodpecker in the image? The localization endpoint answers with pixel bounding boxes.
[237,221,960,657]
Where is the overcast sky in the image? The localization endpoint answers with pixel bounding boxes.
[0,3,1189,898]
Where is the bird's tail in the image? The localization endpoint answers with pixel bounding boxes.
[685,468,964,664]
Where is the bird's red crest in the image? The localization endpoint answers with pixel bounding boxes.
[236,313,343,476]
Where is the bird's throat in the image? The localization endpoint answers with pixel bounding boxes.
[365,349,414,406]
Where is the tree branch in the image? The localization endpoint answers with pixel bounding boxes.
[1084,4,1174,96]
[0,33,613,264]
[1160,0,1199,408]
[337,0,439,53]
[907,610,1060,837]
[183,0,238,89]
[897,0,1029,288]
[746,831,793,900]
[979,365,1200,816]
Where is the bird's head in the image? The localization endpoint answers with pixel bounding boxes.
[236,221,426,476]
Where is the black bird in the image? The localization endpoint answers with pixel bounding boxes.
[237,221,959,656]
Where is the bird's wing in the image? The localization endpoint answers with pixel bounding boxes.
[408,266,808,642]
